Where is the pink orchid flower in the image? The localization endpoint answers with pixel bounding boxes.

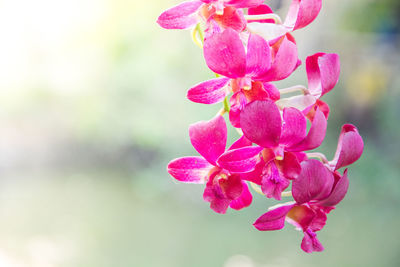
[187,28,298,128]
[167,115,262,214]
[275,52,340,117]
[247,1,322,41]
[328,124,364,171]
[157,0,264,31]
[253,159,350,253]
[237,100,327,200]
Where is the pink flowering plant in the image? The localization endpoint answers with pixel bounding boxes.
[158,0,364,253]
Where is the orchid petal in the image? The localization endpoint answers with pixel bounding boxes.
[292,159,334,204]
[217,146,263,173]
[331,124,364,170]
[240,160,264,184]
[284,0,322,31]
[259,35,299,82]
[187,78,230,104]
[263,82,281,101]
[240,100,282,148]
[280,108,307,147]
[189,115,227,165]
[248,4,275,23]
[306,53,340,97]
[253,203,295,231]
[230,181,253,210]
[167,157,212,183]
[247,22,289,42]
[261,161,290,200]
[157,1,203,29]
[286,204,316,230]
[288,107,327,151]
[301,230,324,253]
[246,34,271,78]
[224,0,265,8]
[317,169,349,207]
[212,7,246,32]
[228,135,252,150]
[204,173,243,214]
[303,99,330,121]
[277,152,302,180]
[203,28,246,78]
[228,92,245,128]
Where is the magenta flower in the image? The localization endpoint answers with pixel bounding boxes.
[237,100,327,199]
[253,159,350,253]
[159,0,365,254]
[275,52,340,118]
[284,0,322,31]
[329,124,364,171]
[187,28,298,129]
[247,0,322,41]
[157,0,265,31]
[167,115,262,213]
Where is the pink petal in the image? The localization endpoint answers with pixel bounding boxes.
[211,7,246,32]
[306,53,340,97]
[224,0,265,8]
[331,124,364,170]
[203,173,243,214]
[230,181,253,210]
[284,0,322,31]
[301,229,324,253]
[187,77,230,104]
[261,161,290,200]
[167,156,212,183]
[189,115,227,165]
[317,169,349,207]
[277,152,302,180]
[219,173,243,199]
[248,4,275,23]
[157,1,203,29]
[259,35,299,82]
[203,28,246,78]
[263,82,280,101]
[253,203,295,231]
[247,22,289,42]
[303,99,330,121]
[286,204,315,230]
[308,206,328,232]
[228,135,252,150]
[246,34,271,78]
[240,100,282,148]
[287,107,327,151]
[228,91,247,128]
[280,107,307,147]
[240,160,264,184]
[217,146,263,173]
[292,159,334,204]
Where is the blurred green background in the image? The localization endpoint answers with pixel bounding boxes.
[0,0,398,266]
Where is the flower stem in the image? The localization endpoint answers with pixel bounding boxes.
[250,182,264,196]
[279,85,309,95]
[306,152,329,164]
[223,96,230,113]
[281,191,292,197]
[191,23,204,48]
[250,182,293,198]
[244,14,283,24]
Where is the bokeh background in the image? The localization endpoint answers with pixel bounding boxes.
[0,0,399,266]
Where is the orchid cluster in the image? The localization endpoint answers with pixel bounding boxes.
[158,0,364,253]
